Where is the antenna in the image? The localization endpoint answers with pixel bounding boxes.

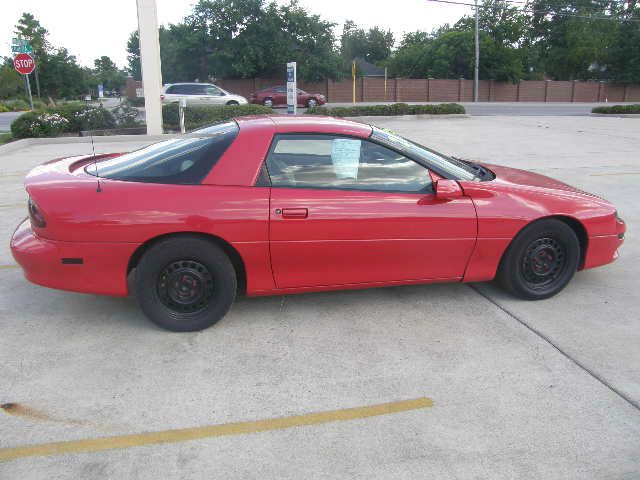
[91,130,101,193]
[85,95,101,193]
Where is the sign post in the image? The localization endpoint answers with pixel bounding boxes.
[286,62,297,115]
[352,60,356,105]
[13,52,36,110]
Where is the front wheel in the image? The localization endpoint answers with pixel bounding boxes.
[306,98,317,108]
[497,219,580,300]
[263,98,273,107]
[135,236,237,331]
[226,100,239,106]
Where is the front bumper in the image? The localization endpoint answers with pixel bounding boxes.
[10,219,136,296]
[584,218,626,270]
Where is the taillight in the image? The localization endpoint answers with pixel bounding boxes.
[160,94,165,100]
[28,197,46,228]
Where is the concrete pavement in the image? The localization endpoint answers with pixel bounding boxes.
[0,116,638,479]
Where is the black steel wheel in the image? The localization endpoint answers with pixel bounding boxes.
[157,260,214,315]
[135,236,237,331]
[497,219,580,300]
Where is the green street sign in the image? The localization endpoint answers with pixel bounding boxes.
[12,38,29,46]
[11,44,33,53]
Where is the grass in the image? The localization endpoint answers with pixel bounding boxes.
[592,104,640,114]
[0,132,13,145]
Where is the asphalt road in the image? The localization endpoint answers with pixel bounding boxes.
[0,112,22,132]
[0,115,638,479]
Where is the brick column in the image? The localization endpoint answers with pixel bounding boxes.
[571,80,577,102]
[623,84,629,102]
[544,80,550,102]
[427,78,432,102]
[516,82,520,102]
[488,80,494,102]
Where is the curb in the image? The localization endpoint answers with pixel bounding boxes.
[590,113,640,118]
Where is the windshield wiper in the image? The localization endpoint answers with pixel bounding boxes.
[451,156,489,179]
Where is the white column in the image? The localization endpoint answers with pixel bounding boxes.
[136,0,163,135]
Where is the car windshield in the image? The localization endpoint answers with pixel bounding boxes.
[86,122,238,184]
[370,127,478,181]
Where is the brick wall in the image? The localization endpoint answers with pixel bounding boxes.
[127,76,640,103]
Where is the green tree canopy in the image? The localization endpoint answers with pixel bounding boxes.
[340,20,395,64]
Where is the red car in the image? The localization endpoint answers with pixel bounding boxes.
[11,116,625,331]
[249,86,327,108]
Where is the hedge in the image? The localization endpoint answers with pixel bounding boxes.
[306,102,465,117]
[592,104,640,114]
[11,103,117,138]
[162,103,272,130]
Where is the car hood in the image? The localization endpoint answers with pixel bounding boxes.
[484,163,609,203]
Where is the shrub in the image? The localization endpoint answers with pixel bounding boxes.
[306,102,465,116]
[162,103,272,130]
[10,103,116,138]
[592,104,640,114]
[11,111,70,138]
[127,97,145,107]
[112,103,141,127]
[0,103,10,113]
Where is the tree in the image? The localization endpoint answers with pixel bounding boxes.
[529,0,619,80]
[0,60,23,99]
[126,0,344,83]
[341,21,394,64]
[92,56,126,91]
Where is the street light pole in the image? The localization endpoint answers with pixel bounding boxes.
[474,0,479,102]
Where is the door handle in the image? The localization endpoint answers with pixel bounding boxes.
[281,208,308,219]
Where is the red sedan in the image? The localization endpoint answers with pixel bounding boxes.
[11,116,625,331]
[249,86,327,108]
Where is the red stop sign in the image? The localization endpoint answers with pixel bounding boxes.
[14,53,35,75]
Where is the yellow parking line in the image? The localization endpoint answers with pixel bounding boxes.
[590,172,640,176]
[0,265,19,270]
[0,397,433,462]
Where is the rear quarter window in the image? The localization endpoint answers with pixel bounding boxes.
[88,122,238,184]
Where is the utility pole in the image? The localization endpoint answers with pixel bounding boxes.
[474,0,479,102]
[136,0,163,135]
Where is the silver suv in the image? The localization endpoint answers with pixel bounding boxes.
[161,83,248,106]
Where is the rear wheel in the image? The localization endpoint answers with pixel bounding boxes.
[497,219,580,300]
[307,98,317,108]
[135,236,237,331]
[226,100,239,106]
[263,98,273,107]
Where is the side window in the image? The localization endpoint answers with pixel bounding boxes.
[204,85,223,96]
[265,135,432,193]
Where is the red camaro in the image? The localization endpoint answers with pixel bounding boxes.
[11,116,625,331]
[249,86,327,108]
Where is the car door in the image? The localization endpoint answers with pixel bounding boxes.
[203,85,226,105]
[266,134,478,289]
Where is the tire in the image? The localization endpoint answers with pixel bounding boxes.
[135,236,237,332]
[263,98,273,107]
[497,219,580,300]
[226,100,239,106]
[307,98,317,108]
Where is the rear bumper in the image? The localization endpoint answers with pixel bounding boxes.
[10,219,137,296]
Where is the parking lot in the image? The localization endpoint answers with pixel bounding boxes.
[0,115,638,479]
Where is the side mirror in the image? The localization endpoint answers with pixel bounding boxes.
[435,179,463,200]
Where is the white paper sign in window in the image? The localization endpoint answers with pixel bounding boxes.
[331,139,361,179]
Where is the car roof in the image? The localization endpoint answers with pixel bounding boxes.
[236,115,372,137]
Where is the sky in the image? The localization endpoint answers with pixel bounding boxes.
[1,0,472,69]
